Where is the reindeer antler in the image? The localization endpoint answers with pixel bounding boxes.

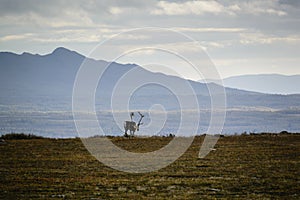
[137,111,144,126]
[138,111,144,118]
[130,112,134,121]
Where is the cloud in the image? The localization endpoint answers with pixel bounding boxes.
[109,7,124,15]
[234,0,287,16]
[239,32,300,45]
[0,33,35,42]
[151,0,288,16]
[151,1,227,15]
[174,27,246,33]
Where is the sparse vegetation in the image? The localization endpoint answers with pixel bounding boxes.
[0,133,299,199]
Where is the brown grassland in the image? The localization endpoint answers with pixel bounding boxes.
[0,134,299,199]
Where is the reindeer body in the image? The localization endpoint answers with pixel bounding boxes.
[124,121,138,137]
[124,112,144,137]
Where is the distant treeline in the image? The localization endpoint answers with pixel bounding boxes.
[244,131,299,136]
[0,133,44,140]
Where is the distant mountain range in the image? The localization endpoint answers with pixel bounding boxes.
[0,47,300,136]
[223,74,300,94]
[0,47,299,110]
[199,74,300,95]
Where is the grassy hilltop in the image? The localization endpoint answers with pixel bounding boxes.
[0,134,299,199]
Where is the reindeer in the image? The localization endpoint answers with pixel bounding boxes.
[124,112,144,137]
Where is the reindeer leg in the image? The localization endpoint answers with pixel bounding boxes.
[131,130,134,138]
[124,128,128,137]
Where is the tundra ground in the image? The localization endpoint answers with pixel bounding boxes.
[0,134,299,199]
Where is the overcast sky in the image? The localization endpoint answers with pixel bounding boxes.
[0,0,299,79]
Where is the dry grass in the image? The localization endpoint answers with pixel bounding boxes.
[0,134,299,199]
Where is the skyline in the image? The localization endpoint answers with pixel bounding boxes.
[0,0,300,79]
